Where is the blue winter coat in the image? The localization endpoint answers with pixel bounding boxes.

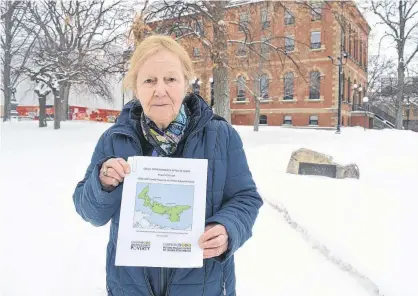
[72,94,263,296]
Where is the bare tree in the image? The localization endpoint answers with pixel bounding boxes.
[24,0,137,127]
[369,0,418,129]
[366,54,397,103]
[1,1,37,121]
[24,35,120,129]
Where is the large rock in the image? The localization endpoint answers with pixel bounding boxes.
[286,148,360,179]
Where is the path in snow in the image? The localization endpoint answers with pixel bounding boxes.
[266,199,382,296]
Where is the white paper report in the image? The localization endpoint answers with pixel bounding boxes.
[115,156,208,268]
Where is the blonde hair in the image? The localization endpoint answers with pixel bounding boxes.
[123,35,194,92]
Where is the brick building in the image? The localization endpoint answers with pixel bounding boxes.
[174,0,370,128]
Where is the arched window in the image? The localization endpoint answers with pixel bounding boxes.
[310,2,323,21]
[309,71,321,100]
[237,76,246,101]
[353,79,357,104]
[342,72,345,101]
[260,74,269,99]
[283,115,292,125]
[284,72,294,100]
[309,115,319,125]
[348,76,351,103]
[259,115,267,125]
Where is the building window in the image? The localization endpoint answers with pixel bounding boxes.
[309,115,319,125]
[348,26,352,56]
[311,31,321,49]
[342,72,345,101]
[342,29,346,52]
[364,45,368,69]
[309,71,321,100]
[193,47,200,58]
[237,76,246,101]
[360,41,363,66]
[259,115,267,125]
[195,20,204,36]
[237,42,247,56]
[261,8,270,29]
[348,77,351,103]
[311,2,323,21]
[174,22,186,37]
[285,10,295,25]
[284,72,294,100]
[261,36,269,55]
[354,34,358,61]
[239,13,249,31]
[260,74,269,99]
[283,115,292,125]
[285,36,295,52]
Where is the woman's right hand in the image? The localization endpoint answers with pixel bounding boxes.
[99,158,131,190]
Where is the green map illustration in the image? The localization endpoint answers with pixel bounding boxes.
[133,183,194,231]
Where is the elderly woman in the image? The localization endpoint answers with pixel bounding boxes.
[73,35,263,296]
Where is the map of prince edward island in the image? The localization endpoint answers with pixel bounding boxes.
[133,183,194,231]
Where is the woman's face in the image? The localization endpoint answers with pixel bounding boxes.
[135,50,187,129]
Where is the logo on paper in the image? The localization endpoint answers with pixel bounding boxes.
[163,243,191,253]
[131,241,151,251]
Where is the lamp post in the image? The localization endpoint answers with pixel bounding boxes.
[327,0,348,134]
[362,96,369,130]
[328,53,348,133]
[328,33,348,134]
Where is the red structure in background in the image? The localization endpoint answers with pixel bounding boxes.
[16,105,121,123]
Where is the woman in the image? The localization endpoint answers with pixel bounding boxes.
[73,35,263,296]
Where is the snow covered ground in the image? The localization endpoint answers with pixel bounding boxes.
[0,121,417,296]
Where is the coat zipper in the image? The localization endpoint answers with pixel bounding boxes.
[160,268,164,296]
[221,267,226,296]
[182,115,213,156]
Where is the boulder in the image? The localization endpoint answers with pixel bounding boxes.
[286,148,360,179]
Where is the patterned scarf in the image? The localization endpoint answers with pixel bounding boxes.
[140,104,190,157]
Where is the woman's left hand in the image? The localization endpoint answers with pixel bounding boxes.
[199,224,229,259]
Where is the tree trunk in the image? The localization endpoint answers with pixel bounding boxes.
[53,91,61,130]
[38,95,47,128]
[395,0,405,130]
[396,64,405,129]
[2,2,13,122]
[253,56,264,132]
[213,64,230,122]
[253,96,260,132]
[60,82,71,121]
[2,63,11,122]
[212,3,231,123]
